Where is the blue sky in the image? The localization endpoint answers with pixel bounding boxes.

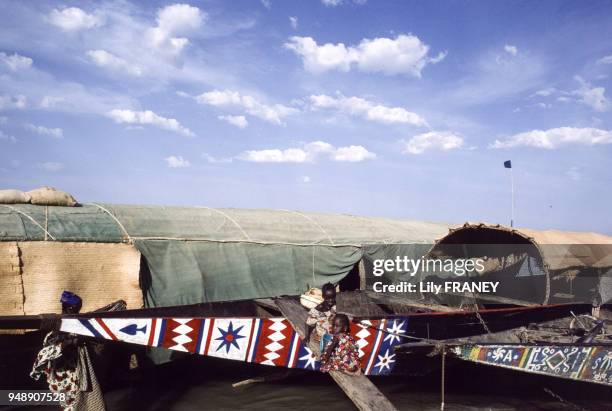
[0,0,611,233]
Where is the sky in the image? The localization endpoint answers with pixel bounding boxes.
[0,0,611,234]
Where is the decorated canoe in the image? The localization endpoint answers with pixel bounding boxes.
[450,344,612,386]
[60,315,409,376]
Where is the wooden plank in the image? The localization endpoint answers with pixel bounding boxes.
[275,297,398,411]
[255,298,281,312]
[358,260,367,290]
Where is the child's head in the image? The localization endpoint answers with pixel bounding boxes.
[322,283,336,305]
[331,313,350,334]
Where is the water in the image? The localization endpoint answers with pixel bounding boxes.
[101,356,609,411]
[2,335,610,411]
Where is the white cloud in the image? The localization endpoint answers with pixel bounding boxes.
[527,78,608,111]
[39,162,64,172]
[310,94,427,126]
[597,55,612,65]
[504,44,518,56]
[261,0,272,9]
[107,109,194,136]
[300,176,311,183]
[218,115,248,129]
[289,16,298,29]
[0,130,17,143]
[530,87,556,97]
[0,52,33,71]
[285,37,353,73]
[0,94,27,110]
[165,155,191,168]
[239,141,375,163]
[321,0,367,5]
[332,145,377,162]
[355,35,447,76]
[48,7,102,31]
[490,127,612,149]
[40,96,65,108]
[148,4,204,55]
[86,50,142,76]
[25,123,63,138]
[573,81,609,112]
[534,102,550,109]
[241,148,308,163]
[285,34,445,76]
[402,131,464,154]
[202,152,233,163]
[196,90,298,125]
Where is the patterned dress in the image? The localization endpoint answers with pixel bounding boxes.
[31,332,106,411]
[306,304,336,342]
[320,333,361,373]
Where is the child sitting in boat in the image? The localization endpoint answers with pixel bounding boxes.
[320,314,361,374]
[305,283,336,345]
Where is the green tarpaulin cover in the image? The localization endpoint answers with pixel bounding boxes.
[0,203,450,307]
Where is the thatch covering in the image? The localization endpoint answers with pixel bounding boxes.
[0,242,22,316]
[19,242,142,314]
[438,223,612,271]
[0,242,142,317]
[428,223,612,305]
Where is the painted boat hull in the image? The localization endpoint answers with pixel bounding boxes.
[450,344,612,386]
[60,316,408,376]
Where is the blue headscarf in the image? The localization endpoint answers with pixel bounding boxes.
[60,290,82,306]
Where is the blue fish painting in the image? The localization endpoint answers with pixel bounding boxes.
[119,323,147,335]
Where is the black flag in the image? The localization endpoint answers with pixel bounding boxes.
[504,160,512,169]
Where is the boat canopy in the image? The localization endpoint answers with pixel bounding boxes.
[427,223,612,305]
[0,204,450,308]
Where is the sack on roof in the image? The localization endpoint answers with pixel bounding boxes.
[0,189,31,204]
[300,287,323,309]
[27,186,77,206]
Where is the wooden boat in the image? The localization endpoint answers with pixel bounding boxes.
[449,343,611,386]
[1,294,596,377]
[396,309,612,386]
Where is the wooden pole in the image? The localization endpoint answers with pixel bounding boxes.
[275,297,398,411]
[510,166,515,227]
[440,346,446,411]
[358,260,367,290]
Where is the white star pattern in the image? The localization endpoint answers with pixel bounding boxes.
[383,320,406,344]
[298,346,318,370]
[374,349,396,373]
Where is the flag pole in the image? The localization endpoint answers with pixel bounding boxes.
[504,160,514,227]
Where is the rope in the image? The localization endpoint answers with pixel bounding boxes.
[87,203,132,242]
[461,249,491,335]
[281,209,335,245]
[0,204,56,240]
[357,320,440,344]
[44,206,48,241]
[474,308,492,334]
[124,236,364,247]
[312,246,316,284]
[196,206,251,241]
